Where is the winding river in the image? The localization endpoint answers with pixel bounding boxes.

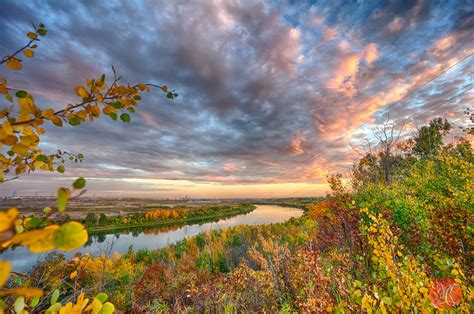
[3,205,303,272]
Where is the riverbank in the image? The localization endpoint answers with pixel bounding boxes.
[15,205,309,311]
[87,204,256,233]
[2,205,303,274]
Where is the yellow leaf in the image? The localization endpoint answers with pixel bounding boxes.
[0,84,7,94]
[0,261,10,286]
[60,302,74,313]
[53,222,88,251]
[27,32,37,40]
[2,121,13,135]
[102,105,115,115]
[42,108,55,120]
[0,208,19,232]
[2,135,18,146]
[18,97,36,116]
[74,86,88,98]
[23,49,34,58]
[52,116,63,127]
[33,160,44,168]
[14,287,44,297]
[57,187,70,212]
[6,57,22,71]
[0,287,43,297]
[70,270,78,280]
[90,105,100,117]
[8,225,58,253]
[12,143,29,155]
[20,134,39,148]
[76,110,87,121]
[86,298,103,313]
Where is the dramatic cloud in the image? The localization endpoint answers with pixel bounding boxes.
[326,43,379,98]
[290,132,306,156]
[0,0,472,197]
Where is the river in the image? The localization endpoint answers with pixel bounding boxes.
[3,205,303,272]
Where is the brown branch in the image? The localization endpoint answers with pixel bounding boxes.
[1,176,19,182]
[0,39,36,64]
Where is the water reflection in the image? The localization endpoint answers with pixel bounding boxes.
[4,205,303,272]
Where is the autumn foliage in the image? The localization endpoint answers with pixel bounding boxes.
[0,22,472,314]
[0,23,173,313]
[145,209,180,220]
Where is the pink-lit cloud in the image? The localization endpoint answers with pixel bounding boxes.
[0,0,472,197]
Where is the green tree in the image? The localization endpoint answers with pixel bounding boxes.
[412,117,451,157]
[99,213,109,225]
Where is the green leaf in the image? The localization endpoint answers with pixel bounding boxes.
[15,90,27,98]
[53,221,88,251]
[166,92,173,99]
[109,112,117,121]
[72,177,86,189]
[382,297,392,305]
[127,107,135,113]
[28,217,41,228]
[38,27,47,36]
[0,298,6,310]
[133,95,141,100]
[68,117,81,126]
[77,153,84,160]
[120,113,130,123]
[12,277,21,286]
[100,74,106,83]
[57,188,70,212]
[36,154,48,162]
[47,303,62,313]
[57,165,65,173]
[112,102,121,109]
[43,207,52,214]
[30,296,40,308]
[13,296,25,313]
[99,302,115,314]
[95,292,108,303]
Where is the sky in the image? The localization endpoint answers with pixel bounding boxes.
[0,0,473,198]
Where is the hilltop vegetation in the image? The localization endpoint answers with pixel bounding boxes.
[0,23,472,313]
[4,117,472,313]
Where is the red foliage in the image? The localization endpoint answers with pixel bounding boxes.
[428,278,462,309]
[133,263,172,310]
[308,200,362,255]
